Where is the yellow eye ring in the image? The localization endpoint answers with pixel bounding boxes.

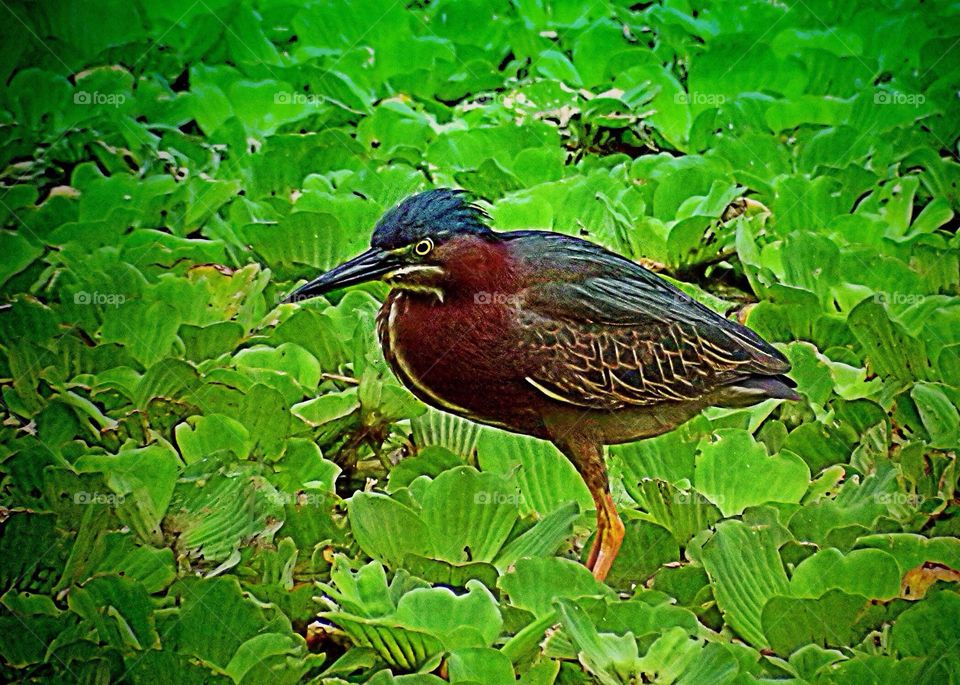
[414,238,434,256]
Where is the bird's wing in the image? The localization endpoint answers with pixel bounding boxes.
[518,308,762,408]
[510,233,789,409]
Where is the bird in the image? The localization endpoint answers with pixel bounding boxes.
[285,188,799,581]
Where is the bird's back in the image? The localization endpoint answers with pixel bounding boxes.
[503,231,796,411]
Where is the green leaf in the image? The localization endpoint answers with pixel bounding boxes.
[180,321,244,361]
[761,589,879,656]
[349,492,432,568]
[789,548,901,600]
[499,557,613,618]
[602,599,700,639]
[478,430,592,515]
[675,642,739,684]
[323,581,502,670]
[910,382,960,448]
[393,581,502,651]
[292,388,360,432]
[271,438,340,493]
[81,532,175,594]
[611,419,705,486]
[891,589,960,681]
[68,575,159,651]
[694,429,810,517]
[387,447,465,493]
[495,501,579,570]
[624,479,721,545]
[321,558,396,619]
[326,615,442,671]
[447,647,515,685]
[0,230,43,287]
[535,50,583,86]
[419,466,520,563]
[400,554,500,589]
[634,627,704,684]
[225,633,313,685]
[168,576,315,680]
[596,520,680,588]
[359,370,425,424]
[100,301,181,368]
[855,534,960,577]
[701,520,790,648]
[240,383,291,459]
[164,463,283,562]
[848,300,932,383]
[75,443,181,542]
[234,343,322,390]
[135,359,200,409]
[244,211,367,271]
[411,407,483,458]
[175,414,251,463]
[555,597,638,685]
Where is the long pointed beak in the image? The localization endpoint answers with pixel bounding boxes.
[283,247,401,303]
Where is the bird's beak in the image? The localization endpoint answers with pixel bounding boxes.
[283,247,401,303]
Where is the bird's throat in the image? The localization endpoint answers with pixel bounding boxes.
[383,265,446,300]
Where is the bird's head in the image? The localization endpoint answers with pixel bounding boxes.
[285,189,495,303]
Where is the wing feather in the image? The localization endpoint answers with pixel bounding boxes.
[506,231,790,409]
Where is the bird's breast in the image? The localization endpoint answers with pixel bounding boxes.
[377,291,542,433]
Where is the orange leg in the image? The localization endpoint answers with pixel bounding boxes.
[587,492,625,581]
[552,433,626,582]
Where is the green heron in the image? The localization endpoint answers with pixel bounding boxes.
[287,189,798,580]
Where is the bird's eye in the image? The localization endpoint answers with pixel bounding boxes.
[413,238,434,256]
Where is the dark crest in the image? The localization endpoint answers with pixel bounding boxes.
[371,188,492,250]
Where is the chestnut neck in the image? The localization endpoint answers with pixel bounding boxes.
[438,236,520,300]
